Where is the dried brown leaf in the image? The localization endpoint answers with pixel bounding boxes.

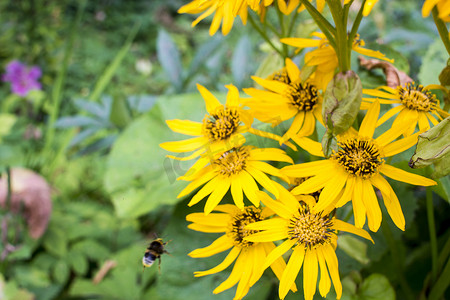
[93,260,118,284]
[0,168,52,239]
[358,56,413,88]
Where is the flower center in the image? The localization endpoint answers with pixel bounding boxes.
[213,147,250,176]
[227,207,263,247]
[285,80,318,112]
[288,205,333,249]
[332,137,383,179]
[203,106,241,141]
[397,83,437,112]
[268,67,291,85]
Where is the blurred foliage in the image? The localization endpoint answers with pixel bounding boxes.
[0,0,449,299]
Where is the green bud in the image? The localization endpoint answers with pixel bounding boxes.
[409,117,450,178]
[322,70,362,136]
[439,58,450,87]
[321,71,362,156]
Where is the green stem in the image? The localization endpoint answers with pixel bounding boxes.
[428,258,450,300]
[248,13,285,58]
[275,2,289,57]
[287,9,300,37]
[6,166,11,210]
[432,7,450,56]
[298,0,337,48]
[427,188,438,283]
[348,0,367,48]
[43,0,86,155]
[327,0,350,72]
[381,217,415,300]
[263,19,282,39]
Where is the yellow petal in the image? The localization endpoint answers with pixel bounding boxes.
[166,119,203,136]
[230,175,244,209]
[257,191,293,219]
[197,83,222,113]
[317,248,331,297]
[262,239,297,270]
[291,168,336,195]
[213,249,245,293]
[187,223,227,233]
[376,105,404,127]
[359,100,380,138]
[361,179,382,232]
[379,164,437,186]
[178,171,217,198]
[204,177,231,214]
[281,37,322,49]
[189,234,233,258]
[279,246,305,300]
[422,0,440,17]
[194,246,240,277]
[187,176,220,207]
[370,174,405,230]
[249,148,293,164]
[251,76,290,93]
[320,244,342,299]
[313,172,348,213]
[285,58,300,81]
[186,212,231,226]
[225,84,239,107]
[240,170,261,206]
[303,249,319,300]
[333,219,373,243]
[383,132,419,157]
[246,166,280,198]
[292,135,325,157]
[353,177,367,228]
[282,159,332,178]
[336,175,355,208]
[160,136,207,152]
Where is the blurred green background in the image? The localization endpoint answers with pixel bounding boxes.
[0,0,449,299]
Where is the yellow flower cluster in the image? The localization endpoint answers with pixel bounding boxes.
[160,1,447,300]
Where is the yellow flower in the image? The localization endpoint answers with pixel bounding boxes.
[422,0,450,21]
[362,0,379,16]
[245,189,373,300]
[362,83,450,136]
[282,101,437,232]
[243,58,324,147]
[187,205,296,299]
[160,84,253,161]
[177,146,293,214]
[178,0,254,35]
[281,32,393,90]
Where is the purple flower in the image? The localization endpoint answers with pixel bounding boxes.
[2,60,42,97]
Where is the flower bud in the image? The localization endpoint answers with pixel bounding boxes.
[409,117,450,178]
[321,71,362,156]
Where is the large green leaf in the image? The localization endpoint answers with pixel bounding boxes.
[419,39,448,86]
[104,93,216,219]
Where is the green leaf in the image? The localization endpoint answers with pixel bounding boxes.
[71,240,110,261]
[187,35,224,79]
[254,52,284,80]
[43,226,68,258]
[68,250,88,276]
[419,39,448,87]
[358,274,395,300]
[231,35,253,87]
[0,114,17,141]
[104,93,210,219]
[157,29,183,92]
[89,21,141,102]
[338,235,370,265]
[52,261,70,284]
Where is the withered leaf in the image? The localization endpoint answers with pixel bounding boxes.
[0,168,52,239]
[358,56,413,88]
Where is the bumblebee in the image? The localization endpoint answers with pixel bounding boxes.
[142,238,169,271]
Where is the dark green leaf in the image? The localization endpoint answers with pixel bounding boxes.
[358,274,395,300]
[231,35,252,87]
[157,29,183,91]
